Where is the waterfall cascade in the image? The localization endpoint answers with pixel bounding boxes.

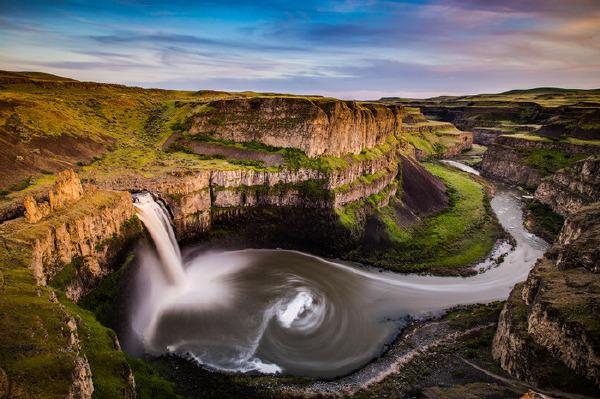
[133,192,185,285]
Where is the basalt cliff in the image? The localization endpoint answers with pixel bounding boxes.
[492,158,600,390]
[188,97,402,157]
[480,135,600,188]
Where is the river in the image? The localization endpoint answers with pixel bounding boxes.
[126,162,548,379]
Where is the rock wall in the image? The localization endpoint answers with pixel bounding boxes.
[24,169,84,223]
[93,138,404,241]
[188,98,402,157]
[400,107,473,160]
[554,203,600,273]
[481,136,600,188]
[0,182,138,301]
[535,156,600,217]
[491,283,542,384]
[492,202,600,388]
[480,142,544,188]
[439,132,473,158]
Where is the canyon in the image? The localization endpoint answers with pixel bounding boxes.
[0,72,599,399]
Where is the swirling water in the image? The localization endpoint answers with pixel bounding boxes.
[128,180,547,378]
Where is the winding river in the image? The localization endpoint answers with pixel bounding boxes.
[126,163,548,379]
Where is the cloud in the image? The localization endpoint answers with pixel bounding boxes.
[1,0,599,97]
[89,32,307,52]
[443,0,600,18]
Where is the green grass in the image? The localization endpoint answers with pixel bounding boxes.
[59,294,136,399]
[505,133,600,147]
[0,240,180,399]
[0,246,77,398]
[335,181,398,231]
[378,206,410,242]
[126,356,182,399]
[405,127,467,159]
[334,169,391,194]
[0,176,33,197]
[355,162,499,274]
[187,132,353,172]
[523,148,587,174]
[48,256,81,291]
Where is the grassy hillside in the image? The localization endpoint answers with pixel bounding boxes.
[343,162,501,275]
[0,71,346,203]
[384,87,600,144]
[383,87,600,107]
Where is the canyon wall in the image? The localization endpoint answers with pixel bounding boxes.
[534,156,600,217]
[0,171,139,301]
[188,98,402,157]
[480,136,600,188]
[400,106,473,159]
[492,202,600,388]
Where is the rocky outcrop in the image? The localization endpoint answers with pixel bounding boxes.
[480,142,544,188]
[491,283,542,383]
[400,106,473,159]
[440,132,473,158]
[49,169,84,210]
[0,172,139,300]
[535,156,600,216]
[23,194,50,223]
[188,98,402,157]
[65,317,94,399]
[66,356,94,399]
[471,128,506,146]
[493,202,600,388]
[24,169,83,223]
[554,203,600,272]
[481,136,600,188]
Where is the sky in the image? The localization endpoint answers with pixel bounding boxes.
[1,0,599,99]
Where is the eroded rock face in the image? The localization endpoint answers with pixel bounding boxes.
[188,98,402,157]
[49,169,83,211]
[2,185,138,300]
[555,203,600,272]
[492,202,600,389]
[66,356,94,399]
[24,169,84,223]
[94,138,406,241]
[491,283,542,384]
[481,136,600,188]
[23,194,50,223]
[480,138,545,188]
[535,156,600,217]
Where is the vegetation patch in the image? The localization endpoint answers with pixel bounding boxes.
[126,355,182,399]
[0,246,76,398]
[0,176,33,197]
[335,181,398,231]
[522,148,587,174]
[354,163,500,274]
[525,200,564,241]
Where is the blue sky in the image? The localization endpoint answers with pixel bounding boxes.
[1,0,599,99]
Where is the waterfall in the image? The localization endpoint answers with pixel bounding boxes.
[133,192,185,285]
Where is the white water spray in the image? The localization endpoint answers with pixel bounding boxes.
[133,192,186,285]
